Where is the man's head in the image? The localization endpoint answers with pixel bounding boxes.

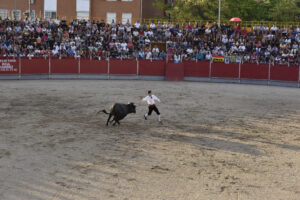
[148,90,152,96]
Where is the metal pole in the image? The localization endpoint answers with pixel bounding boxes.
[268,61,271,86]
[298,64,300,88]
[209,60,212,81]
[218,0,221,27]
[140,0,143,23]
[29,0,31,21]
[107,57,110,80]
[19,57,21,80]
[49,55,51,80]
[78,57,80,79]
[136,58,139,77]
[89,0,92,21]
[238,61,241,83]
[166,43,168,63]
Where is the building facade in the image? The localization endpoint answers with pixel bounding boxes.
[0,0,147,24]
[0,0,44,21]
[142,0,164,19]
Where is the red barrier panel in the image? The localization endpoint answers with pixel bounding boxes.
[184,61,210,77]
[270,65,299,82]
[241,63,269,80]
[211,62,239,78]
[110,59,137,75]
[166,62,184,81]
[80,59,108,74]
[0,58,19,74]
[21,58,49,74]
[138,60,165,76]
[51,58,79,74]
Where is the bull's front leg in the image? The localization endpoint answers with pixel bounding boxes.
[113,120,120,126]
[110,117,116,124]
[106,114,112,126]
[112,117,118,126]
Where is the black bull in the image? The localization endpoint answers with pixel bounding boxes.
[101,103,136,126]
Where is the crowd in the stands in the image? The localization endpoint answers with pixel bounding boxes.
[0,17,300,65]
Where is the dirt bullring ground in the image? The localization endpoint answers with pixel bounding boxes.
[0,80,300,200]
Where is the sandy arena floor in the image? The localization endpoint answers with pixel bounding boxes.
[0,80,300,200]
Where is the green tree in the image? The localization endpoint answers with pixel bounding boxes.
[268,0,300,21]
[222,0,267,21]
[153,0,300,22]
[153,0,220,21]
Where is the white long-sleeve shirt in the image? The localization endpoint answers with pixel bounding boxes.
[142,95,160,106]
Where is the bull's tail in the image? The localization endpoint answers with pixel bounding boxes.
[96,109,109,115]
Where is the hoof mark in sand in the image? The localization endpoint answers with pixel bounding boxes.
[56,181,67,187]
[0,149,11,158]
[151,165,170,172]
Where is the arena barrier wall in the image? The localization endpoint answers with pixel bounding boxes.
[0,58,19,75]
[240,63,269,80]
[270,65,299,82]
[21,58,49,74]
[184,61,210,77]
[138,60,165,76]
[166,62,184,81]
[0,58,299,87]
[80,58,108,74]
[109,59,137,75]
[211,62,239,79]
[51,58,79,74]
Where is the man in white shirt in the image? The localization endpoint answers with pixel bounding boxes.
[152,46,159,57]
[141,90,162,124]
[121,41,127,51]
[134,21,141,30]
[133,30,139,37]
[150,23,156,30]
[146,51,152,60]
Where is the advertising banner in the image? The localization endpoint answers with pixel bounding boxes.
[0,58,19,74]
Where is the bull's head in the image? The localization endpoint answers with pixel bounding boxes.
[128,102,136,114]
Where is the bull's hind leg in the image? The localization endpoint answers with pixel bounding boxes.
[106,114,113,126]
[110,116,117,124]
[112,118,119,126]
[113,117,121,126]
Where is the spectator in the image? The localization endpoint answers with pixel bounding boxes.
[0,18,298,66]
